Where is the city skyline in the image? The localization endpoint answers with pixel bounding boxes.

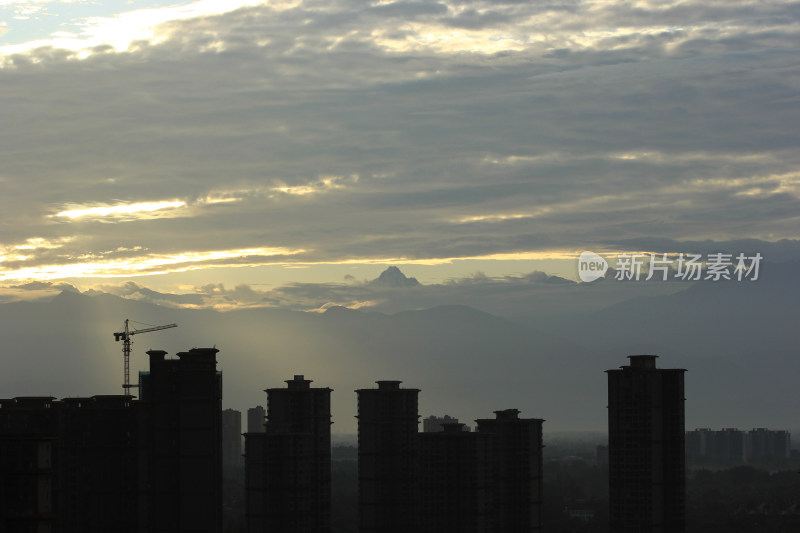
[4,347,795,532]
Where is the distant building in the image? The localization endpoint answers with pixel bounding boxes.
[686,427,791,465]
[476,409,544,532]
[417,422,489,533]
[222,409,243,469]
[716,428,746,463]
[423,414,469,433]
[685,428,713,459]
[245,375,332,533]
[0,348,224,533]
[247,405,266,433]
[686,428,744,464]
[357,380,420,533]
[607,355,686,533]
[746,428,791,463]
[596,444,609,466]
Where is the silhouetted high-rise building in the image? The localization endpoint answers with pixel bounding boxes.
[418,422,489,533]
[222,408,243,469]
[0,347,223,533]
[140,348,223,533]
[56,395,143,533]
[0,397,58,533]
[607,355,686,533]
[476,409,544,532]
[0,396,146,533]
[245,375,332,533]
[357,380,420,533]
[247,405,266,433]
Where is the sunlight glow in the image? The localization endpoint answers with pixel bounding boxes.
[374,23,527,54]
[307,250,584,267]
[454,213,537,224]
[486,150,779,166]
[0,237,73,263]
[0,0,277,57]
[271,175,357,197]
[0,246,306,282]
[12,236,72,250]
[55,201,186,219]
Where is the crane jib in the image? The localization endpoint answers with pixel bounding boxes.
[114,320,178,394]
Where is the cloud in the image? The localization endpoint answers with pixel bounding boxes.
[270,174,359,197]
[0,278,78,303]
[0,0,270,55]
[11,280,78,292]
[93,280,205,307]
[86,265,692,320]
[54,200,187,220]
[0,246,306,282]
[0,0,797,285]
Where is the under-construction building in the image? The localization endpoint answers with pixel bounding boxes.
[0,347,224,533]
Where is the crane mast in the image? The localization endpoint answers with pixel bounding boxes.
[114,319,177,395]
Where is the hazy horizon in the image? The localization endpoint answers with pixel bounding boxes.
[1,263,797,436]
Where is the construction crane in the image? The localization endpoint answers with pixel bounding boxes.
[114,319,177,395]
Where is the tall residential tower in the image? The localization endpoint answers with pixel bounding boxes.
[475,409,544,532]
[607,355,686,533]
[245,375,332,533]
[356,380,420,533]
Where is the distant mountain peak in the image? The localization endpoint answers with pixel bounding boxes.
[52,289,86,301]
[372,266,421,288]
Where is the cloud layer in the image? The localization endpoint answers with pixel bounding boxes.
[1,0,798,287]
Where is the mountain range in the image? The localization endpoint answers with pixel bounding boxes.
[1,264,797,434]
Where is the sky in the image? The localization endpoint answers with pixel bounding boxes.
[1,0,799,310]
